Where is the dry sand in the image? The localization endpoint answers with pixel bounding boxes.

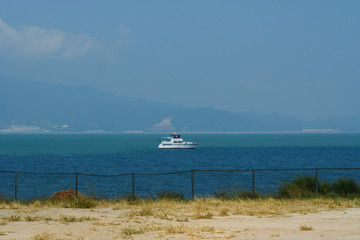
[1,207,360,240]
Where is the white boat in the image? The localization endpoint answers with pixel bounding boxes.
[158,134,199,149]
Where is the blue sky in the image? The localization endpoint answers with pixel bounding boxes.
[0,0,359,120]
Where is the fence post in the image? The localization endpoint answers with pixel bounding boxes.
[74,173,79,199]
[315,168,318,194]
[191,170,195,200]
[131,173,135,199]
[14,171,18,201]
[252,170,255,195]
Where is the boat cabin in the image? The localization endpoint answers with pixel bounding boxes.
[170,134,181,139]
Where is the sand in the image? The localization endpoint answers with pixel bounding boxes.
[1,207,360,240]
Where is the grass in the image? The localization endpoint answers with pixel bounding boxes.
[0,176,359,222]
[121,227,145,237]
[31,232,54,240]
[278,175,360,199]
[60,215,97,223]
[1,196,359,218]
[2,214,21,221]
[25,215,40,222]
[299,225,313,231]
[1,196,358,240]
[1,175,359,209]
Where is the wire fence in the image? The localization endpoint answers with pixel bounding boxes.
[1,168,360,200]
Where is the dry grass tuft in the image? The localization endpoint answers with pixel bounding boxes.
[139,206,153,216]
[193,211,213,219]
[299,225,313,231]
[219,208,230,216]
[2,214,21,221]
[59,215,97,223]
[159,224,226,238]
[25,215,40,222]
[1,196,359,220]
[270,232,280,237]
[0,220,7,225]
[163,224,189,234]
[121,227,145,237]
[31,232,54,240]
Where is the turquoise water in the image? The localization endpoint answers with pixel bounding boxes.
[1,133,360,199]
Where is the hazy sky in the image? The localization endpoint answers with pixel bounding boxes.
[0,0,359,120]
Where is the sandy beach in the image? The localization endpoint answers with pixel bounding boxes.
[1,206,360,240]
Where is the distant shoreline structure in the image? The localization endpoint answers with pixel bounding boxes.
[0,130,350,135]
[301,129,339,133]
[0,125,346,134]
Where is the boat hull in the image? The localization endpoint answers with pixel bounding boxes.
[158,143,198,149]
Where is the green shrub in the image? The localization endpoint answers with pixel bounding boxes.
[156,191,185,201]
[0,194,11,204]
[319,180,332,195]
[215,189,260,200]
[277,174,317,198]
[332,178,360,197]
[62,197,97,208]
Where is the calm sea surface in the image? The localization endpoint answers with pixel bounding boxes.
[1,133,360,199]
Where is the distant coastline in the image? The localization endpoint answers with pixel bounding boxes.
[0,130,351,134]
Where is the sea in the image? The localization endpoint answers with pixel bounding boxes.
[1,133,360,199]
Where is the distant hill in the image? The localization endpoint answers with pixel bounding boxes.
[0,76,359,133]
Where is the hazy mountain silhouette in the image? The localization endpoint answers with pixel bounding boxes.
[0,76,358,132]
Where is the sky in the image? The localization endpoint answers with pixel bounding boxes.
[0,0,359,121]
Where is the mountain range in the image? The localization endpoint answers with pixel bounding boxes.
[0,76,359,133]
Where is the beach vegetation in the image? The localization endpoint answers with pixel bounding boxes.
[215,188,260,200]
[31,232,55,240]
[277,174,360,199]
[156,190,186,201]
[2,214,21,221]
[121,227,145,237]
[331,178,360,197]
[299,225,313,231]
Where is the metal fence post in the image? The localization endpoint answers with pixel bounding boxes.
[14,171,18,201]
[315,168,319,194]
[191,170,195,200]
[131,173,135,199]
[75,173,79,199]
[252,170,255,194]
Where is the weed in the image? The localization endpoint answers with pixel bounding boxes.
[219,208,230,216]
[193,211,213,219]
[3,215,21,221]
[156,191,186,201]
[270,233,280,237]
[121,227,145,237]
[62,197,97,209]
[299,225,313,231]
[215,188,260,200]
[25,215,40,222]
[163,224,188,234]
[139,206,153,216]
[175,216,189,222]
[60,215,96,223]
[31,232,53,240]
[0,194,11,204]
